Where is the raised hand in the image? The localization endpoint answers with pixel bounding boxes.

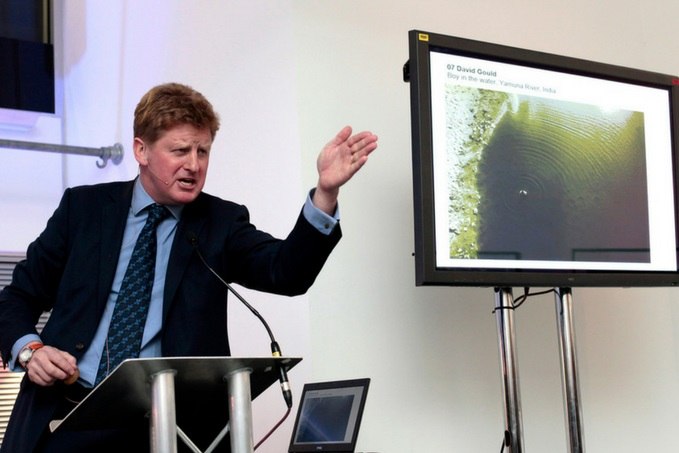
[313,126,378,214]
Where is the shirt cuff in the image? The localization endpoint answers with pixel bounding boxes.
[10,334,42,371]
[303,189,339,236]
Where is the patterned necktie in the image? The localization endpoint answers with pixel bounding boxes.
[95,203,169,384]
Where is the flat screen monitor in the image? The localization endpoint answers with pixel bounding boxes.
[288,378,370,453]
[0,0,55,113]
[406,30,679,287]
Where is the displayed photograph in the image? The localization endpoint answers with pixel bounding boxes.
[428,51,676,271]
[443,86,649,263]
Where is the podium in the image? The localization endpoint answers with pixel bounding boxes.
[49,356,301,453]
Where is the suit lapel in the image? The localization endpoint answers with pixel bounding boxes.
[163,196,208,320]
[97,182,133,309]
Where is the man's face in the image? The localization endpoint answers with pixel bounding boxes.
[134,123,212,205]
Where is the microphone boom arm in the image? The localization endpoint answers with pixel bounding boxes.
[188,232,293,408]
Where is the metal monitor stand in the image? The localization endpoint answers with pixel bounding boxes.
[554,288,585,453]
[494,287,584,453]
[494,288,524,452]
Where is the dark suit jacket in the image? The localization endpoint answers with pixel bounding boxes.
[0,180,341,452]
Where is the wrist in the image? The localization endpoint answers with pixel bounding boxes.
[312,185,339,215]
[18,341,44,369]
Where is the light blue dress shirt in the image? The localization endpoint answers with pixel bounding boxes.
[12,180,338,386]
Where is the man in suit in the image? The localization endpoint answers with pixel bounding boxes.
[0,82,378,452]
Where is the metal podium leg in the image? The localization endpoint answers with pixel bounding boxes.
[228,368,255,453]
[495,288,524,453]
[150,369,178,453]
[554,288,585,453]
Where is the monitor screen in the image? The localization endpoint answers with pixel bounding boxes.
[288,378,370,453]
[0,0,54,113]
[406,30,679,287]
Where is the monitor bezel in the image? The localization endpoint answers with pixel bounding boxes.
[407,29,679,287]
[288,378,371,453]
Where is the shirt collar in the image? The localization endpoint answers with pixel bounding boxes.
[132,178,183,220]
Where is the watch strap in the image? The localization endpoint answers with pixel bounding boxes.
[18,341,44,369]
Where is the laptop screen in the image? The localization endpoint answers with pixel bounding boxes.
[288,378,370,452]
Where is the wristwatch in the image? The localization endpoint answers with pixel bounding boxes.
[18,342,44,369]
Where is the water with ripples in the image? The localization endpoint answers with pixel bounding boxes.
[475,95,650,263]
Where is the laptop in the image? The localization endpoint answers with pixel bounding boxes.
[288,378,370,453]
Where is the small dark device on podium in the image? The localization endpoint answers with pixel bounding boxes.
[288,378,370,453]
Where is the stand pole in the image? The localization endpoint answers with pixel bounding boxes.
[227,368,255,453]
[150,369,178,453]
[494,287,524,452]
[554,288,585,453]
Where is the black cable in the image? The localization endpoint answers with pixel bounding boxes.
[511,287,530,309]
[492,287,557,312]
[494,287,557,453]
[254,406,292,450]
[513,287,556,309]
[499,430,510,452]
[188,232,295,448]
[190,234,293,405]
[192,243,276,341]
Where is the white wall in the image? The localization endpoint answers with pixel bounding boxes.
[293,1,679,452]
[0,112,63,250]
[2,1,679,452]
[4,1,307,451]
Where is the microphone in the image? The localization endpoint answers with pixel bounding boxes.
[186,232,293,408]
[147,164,170,186]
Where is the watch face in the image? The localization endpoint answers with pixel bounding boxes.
[19,348,33,364]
